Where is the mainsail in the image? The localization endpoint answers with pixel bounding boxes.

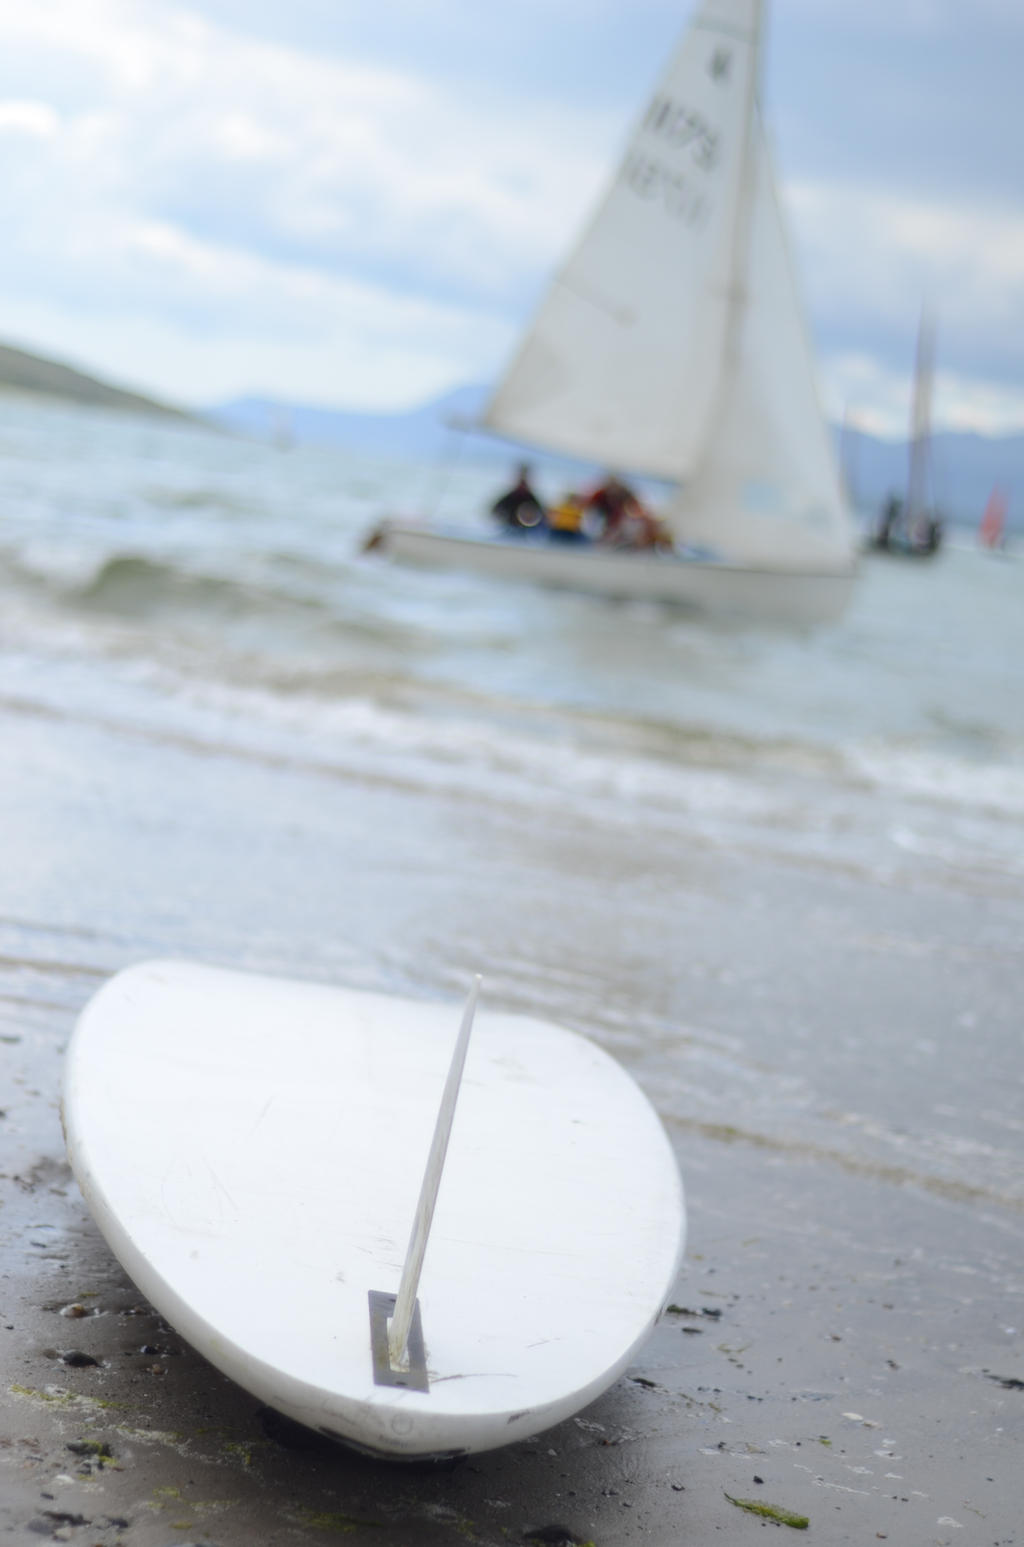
[482,0,761,483]
[482,0,856,575]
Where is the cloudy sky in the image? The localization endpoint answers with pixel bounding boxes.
[0,0,1021,436]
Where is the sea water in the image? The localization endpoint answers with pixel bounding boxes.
[3,394,1021,881]
[1,391,1022,1214]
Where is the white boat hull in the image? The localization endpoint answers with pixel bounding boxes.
[63,961,685,1460]
[374,522,857,627]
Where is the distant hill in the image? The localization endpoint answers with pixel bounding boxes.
[209,384,675,490]
[209,386,1023,530]
[0,341,192,422]
[208,384,496,461]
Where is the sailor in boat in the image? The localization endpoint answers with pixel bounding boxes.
[583,474,635,543]
[547,491,589,543]
[490,463,547,534]
[585,475,673,552]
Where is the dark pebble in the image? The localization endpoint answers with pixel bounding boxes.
[67,1441,114,1460]
[986,1372,1024,1391]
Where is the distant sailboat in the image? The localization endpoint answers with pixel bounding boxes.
[978,485,1008,551]
[369,0,858,626]
[871,310,943,557]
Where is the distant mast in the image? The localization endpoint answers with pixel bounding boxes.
[905,309,935,542]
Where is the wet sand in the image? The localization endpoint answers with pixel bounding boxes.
[2,698,1023,1546]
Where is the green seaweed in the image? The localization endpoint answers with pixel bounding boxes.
[293,1507,383,1533]
[10,1383,74,1407]
[223,1439,258,1467]
[146,1484,237,1521]
[725,1493,809,1529]
[9,1383,124,1411]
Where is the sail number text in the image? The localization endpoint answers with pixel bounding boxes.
[621,151,710,226]
[620,95,719,223]
[643,96,720,172]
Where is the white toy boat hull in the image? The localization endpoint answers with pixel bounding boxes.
[63,961,686,1459]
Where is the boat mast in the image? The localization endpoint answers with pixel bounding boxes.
[718,0,764,383]
[905,307,935,537]
[676,0,763,488]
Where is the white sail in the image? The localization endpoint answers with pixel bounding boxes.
[666,114,855,571]
[482,0,762,481]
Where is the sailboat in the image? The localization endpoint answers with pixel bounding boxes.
[870,309,944,558]
[369,0,858,626]
[978,485,1008,552]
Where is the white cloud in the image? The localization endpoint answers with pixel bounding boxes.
[789,177,1024,330]
[0,0,609,298]
[0,0,1020,430]
[786,176,1024,433]
[0,100,61,136]
[825,353,1024,439]
[0,0,612,406]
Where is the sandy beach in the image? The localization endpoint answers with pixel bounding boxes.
[2,682,1022,1547]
